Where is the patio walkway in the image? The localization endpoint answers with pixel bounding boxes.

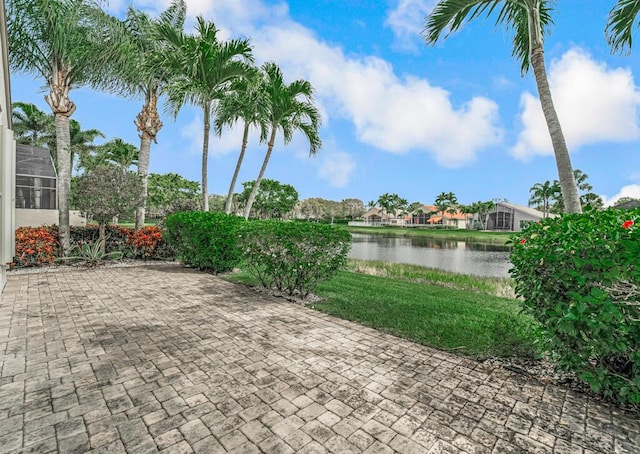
[0,265,638,454]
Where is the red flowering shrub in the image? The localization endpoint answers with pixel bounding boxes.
[14,226,58,267]
[129,226,164,258]
[510,207,640,408]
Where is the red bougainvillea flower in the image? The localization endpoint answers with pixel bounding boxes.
[520,238,526,245]
[622,220,634,229]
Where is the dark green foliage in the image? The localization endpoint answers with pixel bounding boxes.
[238,221,351,297]
[164,212,244,273]
[510,208,640,407]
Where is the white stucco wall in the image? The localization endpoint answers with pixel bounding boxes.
[15,209,86,228]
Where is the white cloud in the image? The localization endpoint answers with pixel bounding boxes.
[254,23,503,168]
[513,48,640,160]
[317,151,356,188]
[601,184,640,207]
[384,0,435,51]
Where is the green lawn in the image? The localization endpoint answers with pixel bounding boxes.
[224,269,537,359]
[345,225,513,244]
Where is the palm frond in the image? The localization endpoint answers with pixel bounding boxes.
[607,0,640,55]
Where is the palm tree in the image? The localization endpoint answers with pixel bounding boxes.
[528,180,560,217]
[606,0,640,54]
[80,138,139,173]
[67,119,104,171]
[434,191,457,225]
[112,1,186,229]
[215,67,269,214]
[424,0,582,214]
[7,0,128,255]
[156,16,254,211]
[242,63,322,219]
[11,102,54,147]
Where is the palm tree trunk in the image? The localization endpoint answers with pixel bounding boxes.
[243,128,277,219]
[135,89,163,230]
[202,104,210,212]
[224,122,249,214]
[530,47,582,214]
[54,113,72,256]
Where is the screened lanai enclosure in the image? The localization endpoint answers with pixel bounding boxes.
[15,144,57,210]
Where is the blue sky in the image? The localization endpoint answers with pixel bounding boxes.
[10,0,640,207]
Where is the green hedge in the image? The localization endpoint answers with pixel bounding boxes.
[510,208,640,407]
[239,221,351,297]
[164,212,244,273]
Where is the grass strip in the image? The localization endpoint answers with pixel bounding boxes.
[347,259,516,298]
[223,270,537,359]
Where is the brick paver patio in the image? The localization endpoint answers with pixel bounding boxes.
[0,265,638,453]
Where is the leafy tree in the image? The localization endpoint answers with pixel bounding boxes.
[110,1,186,230]
[147,172,200,218]
[424,0,582,213]
[7,0,128,255]
[156,16,253,211]
[297,197,326,220]
[74,165,143,250]
[528,180,560,217]
[66,119,104,171]
[215,67,269,214]
[237,179,299,219]
[12,102,54,147]
[615,196,640,206]
[606,0,640,54]
[341,198,366,220]
[242,63,322,219]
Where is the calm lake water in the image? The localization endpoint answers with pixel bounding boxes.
[348,233,512,278]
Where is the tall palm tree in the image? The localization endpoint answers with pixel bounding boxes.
[424,0,582,214]
[7,0,128,255]
[528,180,559,217]
[113,1,186,230]
[11,102,55,147]
[242,63,322,219]
[434,191,457,224]
[214,67,269,214]
[156,16,254,211]
[606,0,640,54]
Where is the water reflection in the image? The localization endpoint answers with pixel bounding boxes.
[349,233,512,278]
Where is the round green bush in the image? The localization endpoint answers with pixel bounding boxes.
[164,212,244,273]
[510,207,640,407]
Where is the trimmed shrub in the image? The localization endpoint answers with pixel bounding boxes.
[129,225,175,260]
[14,226,58,266]
[238,221,351,297]
[164,212,244,273]
[510,207,640,407]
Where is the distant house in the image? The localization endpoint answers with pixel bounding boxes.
[361,207,409,226]
[409,205,467,229]
[480,202,553,232]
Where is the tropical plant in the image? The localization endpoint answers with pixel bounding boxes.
[83,138,139,172]
[424,0,582,213]
[147,173,200,218]
[56,236,124,267]
[110,1,186,230]
[606,0,640,54]
[7,0,128,255]
[215,67,269,214]
[549,169,604,213]
[242,63,322,219]
[156,16,254,211]
[376,192,408,218]
[434,191,458,224]
[11,102,54,147]
[528,180,560,217]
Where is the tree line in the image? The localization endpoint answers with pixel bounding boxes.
[8,0,322,256]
